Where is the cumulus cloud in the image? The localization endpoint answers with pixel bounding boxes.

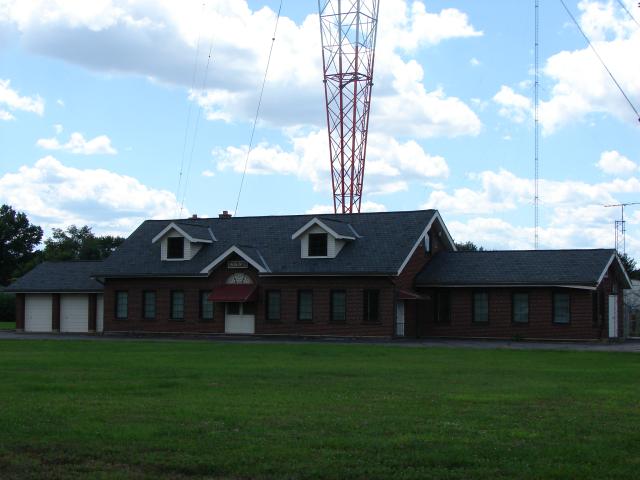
[424,166,640,254]
[306,201,387,214]
[0,0,482,137]
[540,0,640,133]
[0,78,44,118]
[0,156,182,235]
[36,132,118,155]
[446,215,621,252]
[213,129,450,195]
[0,109,14,121]
[596,150,637,175]
[425,168,640,216]
[493,85,532,123]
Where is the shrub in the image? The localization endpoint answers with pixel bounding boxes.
[0,293,16,323]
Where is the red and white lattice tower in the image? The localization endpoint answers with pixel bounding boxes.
[318,0,380,213]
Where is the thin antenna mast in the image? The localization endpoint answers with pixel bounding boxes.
[604,202,640,255]
[534,0,540,249]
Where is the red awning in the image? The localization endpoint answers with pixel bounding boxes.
[209,284,257,302]
[397,289,424,300]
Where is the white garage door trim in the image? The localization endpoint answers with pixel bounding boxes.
[25,294,53,332]
[60,294,89,333]
[96,294,104,333]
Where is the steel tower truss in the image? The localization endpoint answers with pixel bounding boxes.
[318,0,380,213]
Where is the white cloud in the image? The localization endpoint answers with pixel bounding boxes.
[0,109,15,121]
[53,123,63,134]
[470,57,480,66]
[0,0,482,137]
[306,200,386,214]
[447,215,620,252]
[425,168,640,216]
[213,129,450,195]
[0,156,182,235]
[201,169,215,177]
[424,165,640,254]
[0,78,44,117]
[56,99,64,107]
[596,150,637,175]
[368,181,408,196]
[493,85,532,123]
[540,1,640,133]
[382,2,482,51]
[37,132,117,155]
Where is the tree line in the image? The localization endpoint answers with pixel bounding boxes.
[0,204,124,286]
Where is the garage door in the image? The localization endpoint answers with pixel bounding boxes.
[25,294,52,332]
[60,294,89,333]
[96,294,104,332]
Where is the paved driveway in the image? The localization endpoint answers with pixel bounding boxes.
[1,330,639,352]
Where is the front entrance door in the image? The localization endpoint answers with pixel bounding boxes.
[608,295,618,339]
[396,301,405,337]
[225,302,255,334]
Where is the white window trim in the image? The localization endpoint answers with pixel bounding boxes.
[291,218,355,240]
[596,253,632,289]
[396,212,456,276]
[151,222,214,244]
[200,246,269,274]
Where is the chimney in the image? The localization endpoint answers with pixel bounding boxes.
[191,214,198,219]
[219,210,232,219]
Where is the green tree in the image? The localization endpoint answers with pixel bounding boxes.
[619,253,639,280]
[0,205,43,286]
[43,225,124,261]
[455,241,485,252]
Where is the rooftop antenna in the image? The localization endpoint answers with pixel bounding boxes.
[604,202,640,255]
[534,0,540,249]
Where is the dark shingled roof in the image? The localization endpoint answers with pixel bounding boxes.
[416,249,621,287]
[94,210,439,277]
[5,261,104,292]
[173,222,214,241]
[317,217,359,238]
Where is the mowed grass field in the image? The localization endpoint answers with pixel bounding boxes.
[0,322,15,330]
[0,341,639,479]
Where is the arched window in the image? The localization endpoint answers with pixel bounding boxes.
[226,273,253,285]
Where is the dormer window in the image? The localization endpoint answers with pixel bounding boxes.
[291,217,357,259]
[167,237,185,259]
[308,233,328,257]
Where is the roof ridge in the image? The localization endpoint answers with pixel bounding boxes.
[144,209,437,222]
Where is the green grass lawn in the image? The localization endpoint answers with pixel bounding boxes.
[0,322,15,330]
[0,341,639,479]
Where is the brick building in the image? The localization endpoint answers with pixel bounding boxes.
[7,210,631,340]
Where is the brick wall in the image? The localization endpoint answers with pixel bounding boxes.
[103,253,397,337]
[394,229,446,337]
[416,287,603,340]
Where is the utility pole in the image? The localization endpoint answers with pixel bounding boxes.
[604,202,640,255]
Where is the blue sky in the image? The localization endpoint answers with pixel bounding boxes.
[1,0,639,257]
